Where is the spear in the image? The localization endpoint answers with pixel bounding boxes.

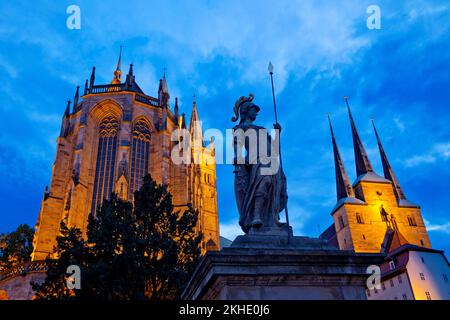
[268,62,291,242]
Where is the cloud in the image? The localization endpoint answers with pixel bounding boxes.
[424,219,450,235]
[0,0,449,256]
[28,111,60,124]
[0,55,18,78]
[404,154,437,167]
[393,117,405,133]
[404,142,450,167]
[219,219,244,241]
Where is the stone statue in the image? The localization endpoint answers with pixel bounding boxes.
[232,93,288,234]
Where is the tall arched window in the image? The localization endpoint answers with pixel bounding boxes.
[129,119,151,198]
[91,116,119,214]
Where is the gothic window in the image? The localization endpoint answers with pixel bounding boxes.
[129,119,151,198]
[91,116,119,215]
[338,216,345,229]
[407,215,417,226]
[356,212,364,224]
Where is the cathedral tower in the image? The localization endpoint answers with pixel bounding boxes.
[323,98,431,253]
[31,51,220,260]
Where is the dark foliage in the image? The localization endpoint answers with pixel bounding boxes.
[32,175,202,300]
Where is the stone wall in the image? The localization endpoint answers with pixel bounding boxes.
[333,179,431,253]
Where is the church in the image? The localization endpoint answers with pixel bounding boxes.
[31,47,220,261]
[319,98,449,300]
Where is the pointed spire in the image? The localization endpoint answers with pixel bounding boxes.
[189,97,203,147]
[64,100,72,117]
[328,114,355,201]
[128,63,134,77]
[84,79,89,95]
[189,97,200,130]
[344,96,374,177]
[112,45,123,84]
[60,100,71,137]
[64,100,71,117]
[126,64,134,87]
[181,112,186,129]
[372,120,407,201]
[90,67,96,89]
[158,69,170,106]
[73,86,80,108]
[174,97,179,119]
[161,69,169,94]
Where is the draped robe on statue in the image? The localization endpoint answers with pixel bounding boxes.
[233,123,287,233]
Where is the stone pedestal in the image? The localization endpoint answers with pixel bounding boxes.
[182,235,384,300]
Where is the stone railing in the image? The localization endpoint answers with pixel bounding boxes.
[135,93,160,107]
[85,85,161,108]
[89,84,125,94]
[0,261,47,282]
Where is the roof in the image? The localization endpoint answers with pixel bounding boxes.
[219,236,232,249]
[380,243,449,280]
[319,224,339,248]
[397,199,420,208]
[388,243,446,257]
[330,196,366,215]
[353,171,391,186]
[381,226,409,254]
[380,250,410,280]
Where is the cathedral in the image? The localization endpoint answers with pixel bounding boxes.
[31,48,220,261]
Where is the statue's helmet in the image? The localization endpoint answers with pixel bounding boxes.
[232,93,260,123]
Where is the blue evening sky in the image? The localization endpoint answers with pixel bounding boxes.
[0,1,449,254]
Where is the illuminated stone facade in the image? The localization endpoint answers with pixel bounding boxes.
[31,53,220,261]
[322,99,431,253]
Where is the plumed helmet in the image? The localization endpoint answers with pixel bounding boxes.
[232,93,260,122]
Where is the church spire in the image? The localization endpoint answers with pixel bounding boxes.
[158,69,170,106]
[372,119,409,204]
[174,97,179,119]
[189,97,200,129]
[73,86,80,108]
[84,79,89,95]
[64,100,71,117]
[345,96,374,178]
[189,97,203,147]
[126,63,134,87]
[112,45,123,84]
[89,66,96,89]
[60,100,71,137]
[328,114,355,200]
